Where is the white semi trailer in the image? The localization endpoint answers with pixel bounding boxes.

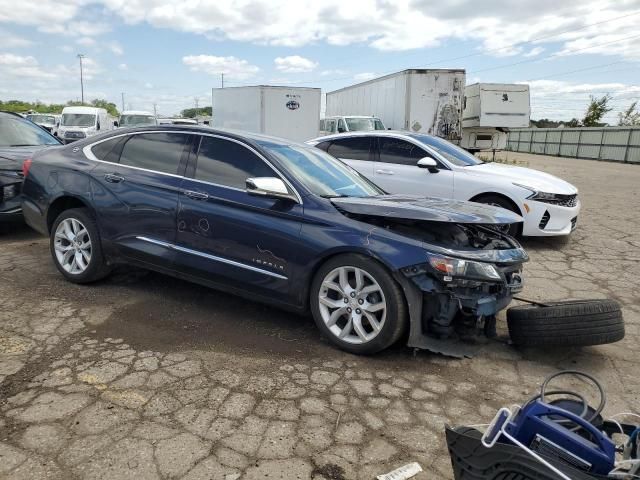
[461,83,530,152]
[325,69,466,143]
[211,85,321,142]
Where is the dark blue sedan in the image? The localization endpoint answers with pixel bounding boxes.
[20,126,527,354]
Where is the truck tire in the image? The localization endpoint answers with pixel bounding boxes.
[507,299,624,347]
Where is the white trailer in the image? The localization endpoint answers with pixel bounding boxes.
[211,86,321,142]
[325,69,466,142]
[461,83,530,152]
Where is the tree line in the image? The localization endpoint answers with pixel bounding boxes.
[0,99,120,117]
[531,96,639,128]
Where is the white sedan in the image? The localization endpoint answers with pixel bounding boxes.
[306,131,580,237]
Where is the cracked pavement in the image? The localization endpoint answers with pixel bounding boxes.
[0,153,638,479]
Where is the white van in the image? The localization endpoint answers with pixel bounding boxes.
[117,110,157,128]
[58,106,112,144]
[319,115,386,136]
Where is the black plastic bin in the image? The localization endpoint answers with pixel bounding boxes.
[446,426,611,480]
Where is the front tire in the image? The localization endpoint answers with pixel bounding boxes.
[310,254,407,354]
[50,208,111,284]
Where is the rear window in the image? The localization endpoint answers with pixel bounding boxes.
[119,133,190,175]
[327,137,371,161]
[91,137,126,163]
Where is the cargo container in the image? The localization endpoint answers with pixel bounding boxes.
[325,69,466,142]
[461,83,530,152]
[211,86,321,142]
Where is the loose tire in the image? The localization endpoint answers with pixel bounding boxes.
[507,299,624,347]
[50,208,111,284]
[473,194,520,237]
[310,254,407,354]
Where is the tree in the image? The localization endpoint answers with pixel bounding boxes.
[582,94,612,127]
[180,106,212,118]
[90,99,119,117]
[617,101,640,126]
[530,118,561,128]
[565,118,581,128]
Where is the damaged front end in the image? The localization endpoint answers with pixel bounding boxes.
[397,224,527,358]
[332,195,528,357]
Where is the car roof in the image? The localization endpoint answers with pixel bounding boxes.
[308,130,429,143]
[0,111,29,119]
[94,125,310,149]
[121,110,155,116]
[62,106,105,114]
[323,115,382,119]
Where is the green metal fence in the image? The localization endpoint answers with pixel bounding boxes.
[506,127,640,163]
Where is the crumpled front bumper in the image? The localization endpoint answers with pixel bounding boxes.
[394,262,524,358]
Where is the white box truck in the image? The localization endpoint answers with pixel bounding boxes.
[57,106,114,144]
[325,69,466,142]
[211,86,321,142]
[461,83,530,152]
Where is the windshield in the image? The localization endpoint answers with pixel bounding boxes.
[61,113,96,127]
[345,117,385,131]
[260,143,384,198]
[0,117,60,147]
[410,134,483,166]
[27,115,56,125]
[120,115,156,127]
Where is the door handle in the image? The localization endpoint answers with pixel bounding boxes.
[375,169,394,175]
[184,190,209,200]
[104,173,125,183]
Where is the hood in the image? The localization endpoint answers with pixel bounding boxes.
[464,163,577,195]
[331,194,522,225]
[0,145,52,171]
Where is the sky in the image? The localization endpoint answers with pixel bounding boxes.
[1,0,639,123]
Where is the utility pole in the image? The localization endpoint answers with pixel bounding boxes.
[121,92,125,112]
[221,73,224,88]
[194,97,199,110]
[153,103,157,118]
[77,54,85,104]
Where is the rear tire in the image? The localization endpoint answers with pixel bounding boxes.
[473,194,520,237]
[310,254,407,354]
[50,208,111,284]
[507,299,624,347]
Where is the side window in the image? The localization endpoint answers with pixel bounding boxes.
[337,118,346,133]
[194,136,276,189]
[119,133,190,175]
[327,120,336,134]
[319,119,325,131]
[91,136,126,163]
[378,138,430,166]
[314,141,331,152]
[327,137,371,161]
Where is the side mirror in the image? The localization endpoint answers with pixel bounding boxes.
[246,177,297,202]
[417,157,439,173]
[96,123,101,131]
[113,121,119,127]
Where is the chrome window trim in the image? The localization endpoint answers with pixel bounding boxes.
[136,236,288,280]
[83,130,303,203]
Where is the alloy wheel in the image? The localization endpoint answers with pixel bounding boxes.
[53,218,92,274]
[318,266,387,344]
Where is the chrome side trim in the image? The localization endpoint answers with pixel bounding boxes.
[135,236,288,280]
[0,208,22,214]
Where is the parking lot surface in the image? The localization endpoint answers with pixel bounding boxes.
[0,152,638,480]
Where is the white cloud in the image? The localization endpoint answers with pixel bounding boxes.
[0,29,33,48]
[320,69,347,76]
[144,82,153,89]
[77,36,95,46]
[0,53,57,79]
[274,55,318,73]
[522,79,640,121]
[353,72,378,82]
[108,41,123,55]
[523,47,545,58]
[182,55,259,80]
[118,63,127,70]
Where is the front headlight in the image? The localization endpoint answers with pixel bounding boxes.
[426,253,501,281]
[513,183,563,204]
